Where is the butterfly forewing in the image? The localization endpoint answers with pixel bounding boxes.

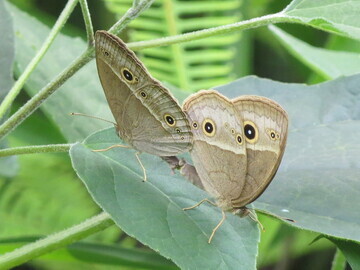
[95,31,192,156]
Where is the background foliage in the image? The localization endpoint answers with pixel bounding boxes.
[0,0,359,269]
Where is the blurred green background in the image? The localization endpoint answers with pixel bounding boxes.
[1,0,357,269]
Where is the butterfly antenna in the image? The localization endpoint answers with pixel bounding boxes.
[70,112,117,126]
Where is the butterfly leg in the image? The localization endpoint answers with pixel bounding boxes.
[135,152,147,182]
[208,210,226,244]
[93,144,131,152]
[182,198,217,211]
[238,207,265,232]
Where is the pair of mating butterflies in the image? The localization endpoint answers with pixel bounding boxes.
[95,31,288,241]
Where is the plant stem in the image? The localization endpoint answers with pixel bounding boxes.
[0,212,114,269]
[0,48,94,141]
[79,0,94,45]
[0,144,71,157]
[331,249,347,270]
[109,0,155,35]
[0,0,155,142]
[0,0,79,120]
[0,9,293,142]
[132,0,141,7]
[128,13,293,50]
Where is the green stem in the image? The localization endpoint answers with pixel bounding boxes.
[128,13,293,50]
[0,9,292,142]
[0,144,71,157]
[0,0,155,142]
[0,0,79,120]
[0,48,94,141]
[79,0,94,45]
[331,249,347,270]
[0,212,114,269]
[109,0,155,35]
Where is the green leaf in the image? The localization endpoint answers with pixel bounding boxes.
[268,25,360,79]
[215,74,360,243]
[283,0,360,41]
[258,219,333,267]
[0,1,14,98]
[331,249,347,270]
[1,106,118,244]
[7,2,111,142]
[0,236,177,269]
[7,2,191,141]
[0,0,18,178]
[328,238,360,269]
[70,128,260,270]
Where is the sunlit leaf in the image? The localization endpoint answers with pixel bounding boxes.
[283,0,360,40]
[268,25,360,79]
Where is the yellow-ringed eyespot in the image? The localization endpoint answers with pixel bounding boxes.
[236,133,243,145]
[243,120,258,143]
[270,130,276,140]
[140,91,147,98]
[202,118,216,137]
[175,128,181,133]
[231,128,235,134]
[267,129,278,141]
[164,114,176,127]
[121,67,137,83]
[192,122,198,129]
[276,133,280,140]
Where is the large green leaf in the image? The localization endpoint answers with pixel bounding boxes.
[71,73,360,268]
[0,0,18,177]
[268,25,360,79]
[215,75,360,243]
[283,0,360,41]
[70,128,260,270]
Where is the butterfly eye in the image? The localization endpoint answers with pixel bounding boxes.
[202,119,216,137]
[164,114,176,127]
[121,68,138,83]
[243,120,258,143]
[236,134,243,145]
[192,122,198,129]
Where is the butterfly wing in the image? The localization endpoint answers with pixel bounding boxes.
[183,90,247,210]
[95,31,192,156]
[232,96,288,207]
